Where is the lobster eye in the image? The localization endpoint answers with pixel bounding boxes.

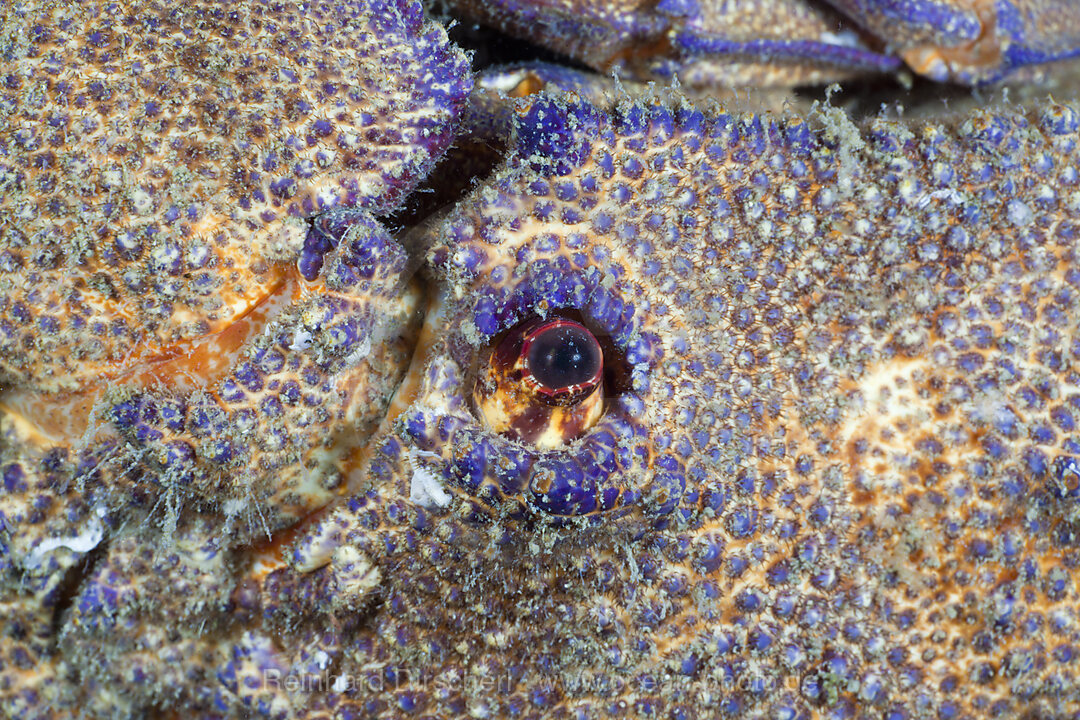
[524,321,603,396]
[474,316,604,448]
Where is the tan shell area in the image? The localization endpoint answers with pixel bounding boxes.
[0,0,454,392]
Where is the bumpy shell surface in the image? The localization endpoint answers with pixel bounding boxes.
[262,96,1080,719]
[0,2,472,717]
[5,0,1080,718]
[43,94,1080,720]
[0,0,467,392]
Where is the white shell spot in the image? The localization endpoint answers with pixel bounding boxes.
[24,505,106,569]
[408,449,452,509]
[290,328,314,351]
[1007,199,1033,226]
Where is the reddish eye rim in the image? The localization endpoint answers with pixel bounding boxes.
[519,317,603,399]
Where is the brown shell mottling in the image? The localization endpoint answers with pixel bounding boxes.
[446,0,883,86]
[0,0,462,391]
[0,2,472,717]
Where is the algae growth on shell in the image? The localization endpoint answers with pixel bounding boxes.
[3,0,1080,718]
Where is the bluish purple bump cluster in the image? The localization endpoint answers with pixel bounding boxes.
[6,0,1080,716]
[358,91,1080,717]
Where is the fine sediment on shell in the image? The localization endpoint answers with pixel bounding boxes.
[48,93,1080,719]
[5,0,1080,718]
[0,2,472,718]
[0,0,470,392]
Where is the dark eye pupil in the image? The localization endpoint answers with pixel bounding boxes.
[527,323,601,391]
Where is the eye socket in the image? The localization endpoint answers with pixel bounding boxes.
[474,315,605,448]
